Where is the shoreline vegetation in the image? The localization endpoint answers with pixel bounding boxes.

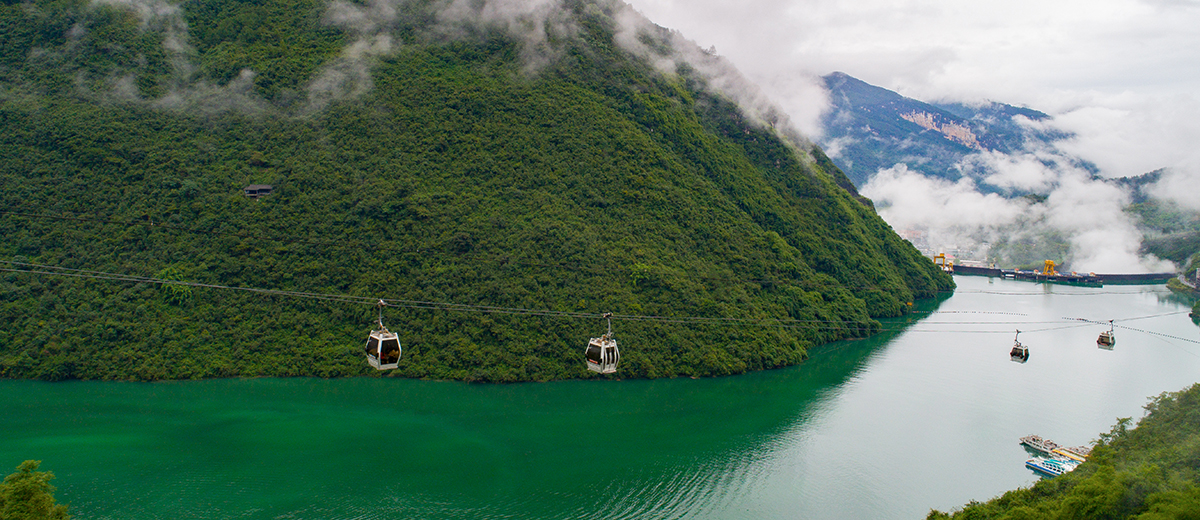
[929,382,1200,519]
[0,460,70,520]
[0,0,952,382]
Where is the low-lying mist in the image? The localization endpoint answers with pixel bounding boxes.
[80,0,805,143]
[75,0,1193,274]
[860,150,1185,274]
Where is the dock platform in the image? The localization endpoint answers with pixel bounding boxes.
[1021,435,1091,460]
[948,265,1173,286]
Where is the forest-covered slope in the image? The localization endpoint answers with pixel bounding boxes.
[929,383,1200,519]
[0,0,953,381]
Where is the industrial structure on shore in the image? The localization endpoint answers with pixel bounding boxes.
[933,255,1174,286]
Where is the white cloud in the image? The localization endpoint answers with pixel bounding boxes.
[962,151,1060,192]
[626,0,1200,179]
[91,0,194,79]
[1049,92,1200,178]
[436,0,581,72]
[863,164,1023,231]
[305,35,395,112]
[1041,172,1149,272]
[86,0,1200,225]
[820,136,855,160]
[325,0,398,35]
[863,162,1176,273]
[607,3,816,144]
[1149,162,1200,211]
[627,0,1196,274]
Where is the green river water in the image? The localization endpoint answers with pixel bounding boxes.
[3,275,1199,519]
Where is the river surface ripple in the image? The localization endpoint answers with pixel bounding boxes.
[2,276,1199,519]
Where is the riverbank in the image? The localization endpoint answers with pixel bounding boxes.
[4,276,1197,519]
[930,382,1200,519]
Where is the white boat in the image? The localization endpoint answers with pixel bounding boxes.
[1020,435,1060,456]
[1026,457,1078,477]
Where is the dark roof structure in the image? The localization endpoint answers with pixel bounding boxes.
[243,184,273,198]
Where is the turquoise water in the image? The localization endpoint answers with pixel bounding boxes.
[2,276,1199,519]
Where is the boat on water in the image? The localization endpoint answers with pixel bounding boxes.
[1026,457,1079,477]
[1052,448,1087,463]
[1020,435,1061,456]
[1061,445,1092,459]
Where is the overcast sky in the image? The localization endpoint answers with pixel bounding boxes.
[624,0,1200,181]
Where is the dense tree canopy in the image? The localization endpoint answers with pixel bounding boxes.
[930,383,1200,519]
[0,461,69,520]
[0,0,952,381]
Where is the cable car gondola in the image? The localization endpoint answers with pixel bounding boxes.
[365,300,401,370]
[1010,329,1029,363]
[585,312,619,374]
[1097,320,1115,350]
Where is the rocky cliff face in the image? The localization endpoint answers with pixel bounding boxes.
[898,110,983,150]
[819,71,1093,190]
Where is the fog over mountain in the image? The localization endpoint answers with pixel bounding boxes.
[73,0,811,147]
[819,72,1183,273]
[625,0,1200,273]
[2,0,955,381]
[17,0,1194,275]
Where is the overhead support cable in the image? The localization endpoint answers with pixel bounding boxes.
[4,260,1195,343]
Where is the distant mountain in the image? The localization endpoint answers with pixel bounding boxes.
[817,73,1200,272]
[1109,169,1165,205]
[819,72,1094,189]
[1113,170,1200,264]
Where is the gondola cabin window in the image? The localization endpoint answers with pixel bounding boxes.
[585,312,620,374]
[585,336,619,374]
[365,329,401,370]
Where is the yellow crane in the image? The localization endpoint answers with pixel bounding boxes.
[1043,260,1058,276]
[933,253,953,272]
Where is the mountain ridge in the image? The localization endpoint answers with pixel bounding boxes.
[816,71,1200,273]
[0,0,952,382]
[820,71,1093,190]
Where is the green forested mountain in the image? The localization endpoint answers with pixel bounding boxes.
[0,0,952,382]
[930,383,1200,519]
